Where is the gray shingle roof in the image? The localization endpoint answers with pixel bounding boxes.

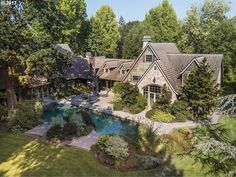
[28,76,49,88]
[128,43,223,94]
[150,43,181,54]
[65,56,93,80]
[55,44,74,55]
[98,60,134,81]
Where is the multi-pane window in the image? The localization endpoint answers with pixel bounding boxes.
[145,55,153,62]
[132,75,140,82]
[149,85,161,93]
[143,85,161,106]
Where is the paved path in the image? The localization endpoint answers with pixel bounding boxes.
[80,92,222,135]
[25,123,51,137]
[68,130,99,151]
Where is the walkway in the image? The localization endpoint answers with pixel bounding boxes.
[25,123,51,137]
[79,92,222,135]
[68,130,99,151]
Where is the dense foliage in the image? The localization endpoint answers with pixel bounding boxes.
[143,0,181,42]
[52,85,91,99]
[47,112,94,140]
[178,0,236,94]
[190,125,236,177]
[88,5,120,57]
[152,84,172,112]
[113,82,147,114]
[7,100,43,132]
[182,58,219,119]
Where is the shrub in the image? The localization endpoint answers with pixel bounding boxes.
[96,135,129,161]
[53,85,91,99]
[161,128,193,154]
[104,136,129,160]
[80,110,96,128]
[152,84,172,112]
[46,124,63,140]
[112,82,147,114]
[136,124,165,155]
[136,154,162,169]
[145,109,156,119]
[170,100,192,121]
[113,101,124,111]
[0,105,8,121]
[62,122,78,137]
[128,95,147,114]
[151,111,176,123]
[7,100,43,132]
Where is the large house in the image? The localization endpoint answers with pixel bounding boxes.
[94,36,223,107]
[0,37,223,108]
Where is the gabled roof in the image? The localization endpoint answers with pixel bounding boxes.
[150,43,181,54]
[98,60,134,81]
[65,56,93,80]
[137,61,179,95]
[28,76,49,88]
[55,44,74,55]
[123,42,223,94]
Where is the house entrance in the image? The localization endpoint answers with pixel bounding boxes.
[143,85,161,107]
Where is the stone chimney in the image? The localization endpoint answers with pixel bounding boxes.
[85,52,94,66]
[142,36,152,49]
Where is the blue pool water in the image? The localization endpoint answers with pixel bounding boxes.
[42,105,137,136]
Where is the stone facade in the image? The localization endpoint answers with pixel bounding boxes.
[125,46,155,84]
[138,63,177,106]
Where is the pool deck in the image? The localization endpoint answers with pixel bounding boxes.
[68,130,99,151]
[25,123,51,137]
[77,92,222,135]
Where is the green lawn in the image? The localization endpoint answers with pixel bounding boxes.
[2,116,235,177]
[0,132,206,177]
[219,116,236,143]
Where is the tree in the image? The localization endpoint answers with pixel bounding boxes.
[182,58,219,119]
[0,2,29,108]
[24,0,88,54]
[143,0,181,42]
[122,22,145,59]
[178,0,236,94]
[152,84,172,112]
[88,5,120,57]
[190,125,236,177]
[116,20,140,59]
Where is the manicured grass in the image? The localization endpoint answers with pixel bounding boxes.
[0,132,206,177]
[219,116,236,143]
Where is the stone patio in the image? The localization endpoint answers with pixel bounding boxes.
[25,123,51,137]
[68,130,99,151]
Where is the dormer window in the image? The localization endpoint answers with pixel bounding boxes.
[104,68,110,73]
[145,55,153,62]
[121,70,126,75]
[182,71,191,87]
[132,75,140,82]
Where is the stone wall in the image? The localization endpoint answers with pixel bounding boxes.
[138,63,177,103]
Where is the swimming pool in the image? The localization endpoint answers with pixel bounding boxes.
[42,104,137,136]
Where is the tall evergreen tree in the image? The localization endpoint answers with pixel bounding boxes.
[178,0,236,94]
[88,5,120,57]
[143,0,181,42]
[116,20,139,58]
[182,58,219,119]
[122,22,145,59]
